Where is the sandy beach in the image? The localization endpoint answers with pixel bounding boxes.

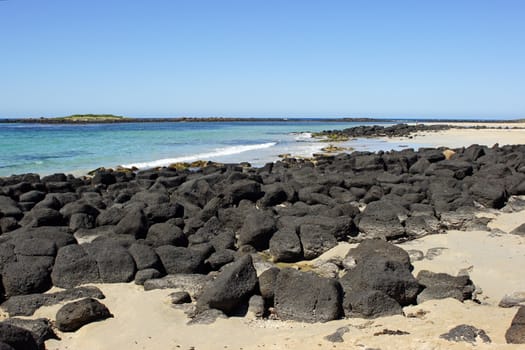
[1,123,525,350]
[22,206,523,350]
[374,122,525,151]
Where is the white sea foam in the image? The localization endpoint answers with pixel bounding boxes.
[121,142,278,169]
[293,132,313,141]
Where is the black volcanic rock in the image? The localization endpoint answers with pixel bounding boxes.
[55,298,113,332]
[196,255,258,314]
[274,268,342,323]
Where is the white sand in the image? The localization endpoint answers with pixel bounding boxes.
[374,122,525,150]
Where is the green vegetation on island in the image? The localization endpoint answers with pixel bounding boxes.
[54,114,128,122]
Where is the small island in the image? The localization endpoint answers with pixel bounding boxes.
[54,114,128,122]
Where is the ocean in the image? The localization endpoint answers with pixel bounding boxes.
[0,120,399,177]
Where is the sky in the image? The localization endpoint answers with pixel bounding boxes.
[0,0,524,119]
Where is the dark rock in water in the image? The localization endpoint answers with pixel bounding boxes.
[237,210,276,250]
[506,306,525,344]
[345,239,413,270]
[196,255,258,315]
[146,222,187,247]
[2,318,58,348]
[343,288,403,318]
[0,323,39,350]
[340,257,419,306]
[258,267,280,303]
[128,243,161,270]
[134,268,162,285]
[187,309,228,325]
[83,240,136,283]
[114,209,148,239]
[1,286,105,316]
[416,270,475,303]
[269,228,303,262]
[298,224,338,260]
[2,259,52,297]
[143,274,212,299]
[51,244,100,288]
[440,324,491,344]
[274,268,342,323]
[155,245,206,274]
[56,298,113,332]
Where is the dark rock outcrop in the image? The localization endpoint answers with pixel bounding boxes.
[274,268,342,323]
[196,255,258,315]
[55,298,113,332]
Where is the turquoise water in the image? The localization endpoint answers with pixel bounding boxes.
[0,121,395,176]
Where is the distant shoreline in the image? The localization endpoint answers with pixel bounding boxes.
[0,116,524,124]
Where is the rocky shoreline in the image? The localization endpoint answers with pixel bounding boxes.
[1,138,525,348]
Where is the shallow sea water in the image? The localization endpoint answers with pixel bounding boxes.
[0,120,400,176]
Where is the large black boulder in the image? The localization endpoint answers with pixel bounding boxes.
[470,179,507,209]
[225,179,262,204]
[55,298,113,332]
[83,240,136,283]
[356,200,407,240]
[344,239,412,270]
[298,224,337,260]
[19,208,63,227]
[274,268,342,323]
[128,243,161,270]
[1,318,58,348]
[114,209,148,239]
[340,257,419,306]
[269,228,303,262]
[343,288,403,318]
[0,196,22,219]
[196,254,258,314]
[155,245,207,274]
[146,222,187,247]
[51,244,100,288]
[2,259,52,297]
[0,323,39,350]
[237,210,276,250]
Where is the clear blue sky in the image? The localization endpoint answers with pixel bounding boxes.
[1,0,524,119]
